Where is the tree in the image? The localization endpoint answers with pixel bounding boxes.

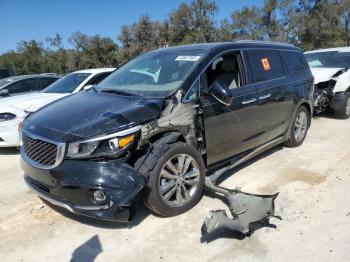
[215,19,234,42]
[46,33,68,73]
[169,3,194,44]
[16,40,46,74]
[68,31,89,70]
[191,0,218,42]
[83,35,118,67]
[2,0,350,75]
[340,0,350,45]
[231,6,264,40]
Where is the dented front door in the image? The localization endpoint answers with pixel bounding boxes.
[200,84,259,166]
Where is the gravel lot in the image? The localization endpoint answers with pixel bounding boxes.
[1,116,350,262]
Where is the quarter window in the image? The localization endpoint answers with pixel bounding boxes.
[282,51,308,72]
[183,79,199,102]
[246,50,285,83]
[85,72,112,86]
[39,77,58,90]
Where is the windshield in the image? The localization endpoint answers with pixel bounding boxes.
[305,51,350,68]
[42,73,90,93]
[95,49,204,97]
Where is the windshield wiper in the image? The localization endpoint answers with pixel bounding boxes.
[100,89,139,97]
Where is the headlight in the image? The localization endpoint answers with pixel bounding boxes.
[0,113,16,122]
[67,126,140,159]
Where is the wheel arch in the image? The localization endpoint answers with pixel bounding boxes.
[148,130,186,145]
[300,102,312,126]
[133,131,190,176]
[285,100,312,141]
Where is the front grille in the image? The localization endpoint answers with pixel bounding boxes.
[22,135,58,166]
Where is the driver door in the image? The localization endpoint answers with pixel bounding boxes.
[199,53,259,166]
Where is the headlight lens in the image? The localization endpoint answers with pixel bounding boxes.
[67,131,137,159]
[0,113,16,122]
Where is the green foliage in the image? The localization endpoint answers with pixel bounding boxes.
[0,0,349,74]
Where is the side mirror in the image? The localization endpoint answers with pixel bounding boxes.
[209,81,232,106]
[0,89,9,97]
[83,85,93,91]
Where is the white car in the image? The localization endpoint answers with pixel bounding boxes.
[304,47,350,118]
[0,68,115,147]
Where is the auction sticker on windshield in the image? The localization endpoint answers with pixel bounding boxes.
[175,56,201,61]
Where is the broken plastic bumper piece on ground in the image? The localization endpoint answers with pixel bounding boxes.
[202,178,281,238]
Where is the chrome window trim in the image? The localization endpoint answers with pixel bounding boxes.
[20,130,66,170]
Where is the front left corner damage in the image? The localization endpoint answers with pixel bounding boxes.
[21,157,146,223]
[139,90,204,151]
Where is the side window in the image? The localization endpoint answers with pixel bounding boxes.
[6,79,38,94]
[183,79,199,102]
[85,72,112,86]
[246,50,285,83]
[38,77,58,90]
[203,52,243,91]
[282,51,308,72]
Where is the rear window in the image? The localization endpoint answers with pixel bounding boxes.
[246,50,286,83]
[38,77,58,90]
[282,51,308,72]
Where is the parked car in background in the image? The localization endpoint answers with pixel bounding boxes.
[305,47,350,119]
[0,68,115,147]
[0,75,59,97]
[0,68,13,79]
[20,41,313,222]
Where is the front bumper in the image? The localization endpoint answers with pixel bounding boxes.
[21,157,146,222]
[0,119,22,147]
[329,92,347,111]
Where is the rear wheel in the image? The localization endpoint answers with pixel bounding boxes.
[334,92,350,119]
[139,142,205,217]
[284,106,310,147]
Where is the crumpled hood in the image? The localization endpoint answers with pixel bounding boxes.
[23,91,165,142]
[310,67,345,84]
[0,92,67,112]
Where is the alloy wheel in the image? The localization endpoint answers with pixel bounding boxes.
[294,110,308,143]
[158,154,200,207]
[346,97,350,116]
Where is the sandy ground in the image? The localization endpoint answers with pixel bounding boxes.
[0,116,350,262]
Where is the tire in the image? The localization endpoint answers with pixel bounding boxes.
[284,106,310,147]
[334,92,350,119]
[137,141,205,217]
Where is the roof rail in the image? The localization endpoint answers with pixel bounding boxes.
[234,40,294,47]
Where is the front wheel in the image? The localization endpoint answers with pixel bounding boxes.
[284,106,310,147]
[141,142,205,217]
[334,93,350,119]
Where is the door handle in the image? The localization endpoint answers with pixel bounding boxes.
[259,93,271,100]
[242,98,257,105]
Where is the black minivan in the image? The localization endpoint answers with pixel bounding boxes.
[21,41,313,222]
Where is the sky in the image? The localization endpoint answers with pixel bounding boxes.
[0,0,262,54]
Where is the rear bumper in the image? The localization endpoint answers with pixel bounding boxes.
[21,157,146,222]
